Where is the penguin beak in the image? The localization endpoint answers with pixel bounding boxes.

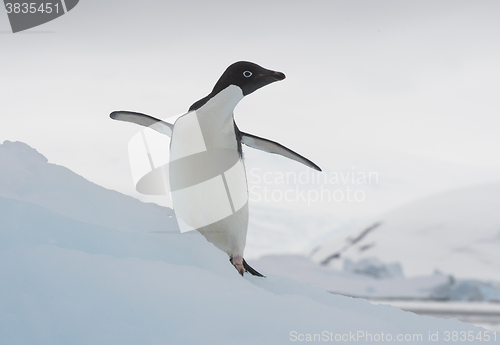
[267,71,286,81]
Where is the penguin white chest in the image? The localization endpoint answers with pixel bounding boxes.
[170,85,244,158]
[169,86,249,254]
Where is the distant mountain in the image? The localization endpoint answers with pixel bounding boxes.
[312,182,500,281]
[249,254,500,302]
[241,146,500,259]
[249,254,452,300]
[0,141,177,234]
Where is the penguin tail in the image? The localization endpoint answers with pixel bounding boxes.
[243,258,265,277]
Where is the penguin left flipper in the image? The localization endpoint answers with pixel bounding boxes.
[110,111,173,137]
[240,132,322,171]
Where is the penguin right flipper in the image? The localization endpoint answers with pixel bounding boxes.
[240,132,322,171]
[110,111,173,137]
[243,259,265,277]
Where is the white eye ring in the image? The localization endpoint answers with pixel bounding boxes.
[243,71,252,78]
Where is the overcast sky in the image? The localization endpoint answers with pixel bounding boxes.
[1,0,499,217]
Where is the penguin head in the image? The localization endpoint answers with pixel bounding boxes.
[189,61,285,111]
[212,61,286,96]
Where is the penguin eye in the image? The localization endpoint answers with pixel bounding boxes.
[243,71,252,78]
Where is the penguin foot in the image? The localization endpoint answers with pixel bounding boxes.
[230,256,245,276]
[229,256,266,277]
[243,258,265,277]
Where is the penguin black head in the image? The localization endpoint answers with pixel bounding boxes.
[189,61,285,111]
[213,61,286,97]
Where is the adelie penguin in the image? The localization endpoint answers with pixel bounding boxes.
[110,61,321,277]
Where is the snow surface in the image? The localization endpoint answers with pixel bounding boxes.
[0,141,178,235]
[312,183,500,281]
[0,141,486,344]
[370,301,500,333]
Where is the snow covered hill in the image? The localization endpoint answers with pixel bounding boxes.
[0,141,178,234]
[312,183,500,281]
[0,141,487,344]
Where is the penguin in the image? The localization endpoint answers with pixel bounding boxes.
[110,61,321,277]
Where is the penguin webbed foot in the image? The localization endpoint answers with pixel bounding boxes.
[229,256,245,276]
[243,258,265,277]
[229,257,265,277]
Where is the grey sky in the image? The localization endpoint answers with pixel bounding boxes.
[1,0,499,215]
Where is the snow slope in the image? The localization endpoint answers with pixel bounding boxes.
[0,141,486,344]
[312,183,500,281]
[0,141,178,234]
